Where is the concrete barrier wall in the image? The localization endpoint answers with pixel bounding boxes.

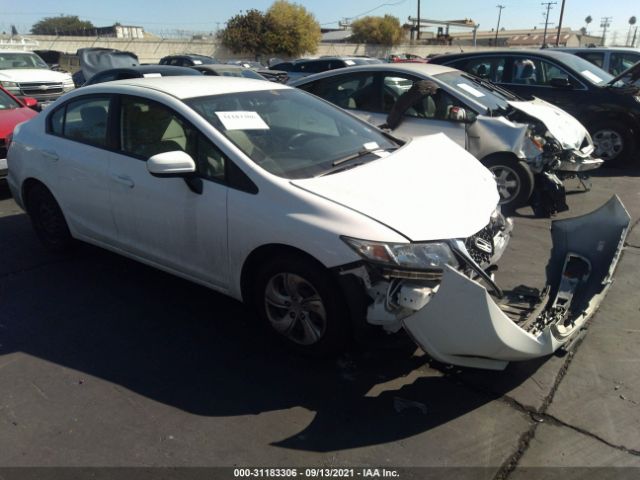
[5,35,502,65]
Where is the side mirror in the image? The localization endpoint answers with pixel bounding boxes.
[147,150,196,177]
[549,77,572,89]
[22,97,38,108]
[448,106,473,123]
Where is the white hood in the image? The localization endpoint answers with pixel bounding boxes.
[0,69,72,83]
[508,98,588,150]
[292,134,499,242]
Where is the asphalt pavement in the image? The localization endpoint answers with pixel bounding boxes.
[0,168,639,479]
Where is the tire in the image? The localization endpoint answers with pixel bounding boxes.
[482,156,534,212]
[589,121,636,166]
[25,183,74,252]
[252,253,351,356]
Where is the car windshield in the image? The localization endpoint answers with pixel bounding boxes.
[553,54,615,85]
[0,52,49,70]
[186,89,397,179]
[190,57,216,65]
[434,71,511,112]
[0,89,21,109]
[212,68,264,80]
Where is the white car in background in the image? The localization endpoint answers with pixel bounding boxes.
[0,50,74,108]
[7,77,629,370]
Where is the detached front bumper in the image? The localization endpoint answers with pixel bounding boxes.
[358,196,630,370]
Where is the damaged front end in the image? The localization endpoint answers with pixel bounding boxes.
[340,196,630,370]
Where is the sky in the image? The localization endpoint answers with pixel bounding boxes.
[2,0,638,45]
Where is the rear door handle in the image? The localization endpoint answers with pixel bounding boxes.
[111,174,135,188]
[41,150,58,161]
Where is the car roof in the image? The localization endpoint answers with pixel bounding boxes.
[435,49,584,61]
[80,75,289,99]
[290,62,458,84]
[162,53,214,59]
[555,47,640,52]
[0,50,42,55]
[192,64,246,71]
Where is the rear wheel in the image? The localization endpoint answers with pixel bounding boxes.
[482,156,534,211]
[25,183,74,252]
[590,121,636,165]
[252,253,351,356]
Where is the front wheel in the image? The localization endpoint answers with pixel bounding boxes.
[590,121,636,165]
[482,156,534,211]
[252,253,351,356]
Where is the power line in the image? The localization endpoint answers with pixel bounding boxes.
[495,5,505,46]
[540,2,556,48]
[555,0,566,46]
[321,0,408,25]
[600,16,612,46]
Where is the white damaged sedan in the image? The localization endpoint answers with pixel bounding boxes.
[7,77,630,369]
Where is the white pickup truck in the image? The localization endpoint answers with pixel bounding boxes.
[0,50,74,108]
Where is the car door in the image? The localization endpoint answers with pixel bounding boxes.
[43,95,118,243]
[107,94,230,288]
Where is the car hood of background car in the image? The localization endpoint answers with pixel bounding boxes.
[0,69,71,83]
[291,133,499,242]
[507,98,588,150]
[0,107,37,138]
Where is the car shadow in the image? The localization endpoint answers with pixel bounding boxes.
[0,213,543,452]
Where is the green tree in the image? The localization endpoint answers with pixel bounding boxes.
[31,15,94,35]
[218,9,269,58]
[263,0,321,56]
[351,15,404,46]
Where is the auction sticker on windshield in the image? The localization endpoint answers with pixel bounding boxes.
[457,83,485,98]
[215,111,269,130]
[581,70,603,83]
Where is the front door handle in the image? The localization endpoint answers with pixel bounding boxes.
[41,150,58,161]
[111,174,135,188]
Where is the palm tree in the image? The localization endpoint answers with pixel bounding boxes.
[585,15,593,34]
[629,16,637,46]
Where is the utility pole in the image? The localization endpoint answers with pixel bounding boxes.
[555,0,566,46]
[416,0,421,40]
[633,26,639,47]
[541,2,557,48]
[494,5,505,47]
[600,16,612,46]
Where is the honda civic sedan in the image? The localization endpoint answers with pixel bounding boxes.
[7,77,629,370]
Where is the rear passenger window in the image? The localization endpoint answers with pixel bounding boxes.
[610,52,640,76]
[61,97,110,146]
[575,52,605,69]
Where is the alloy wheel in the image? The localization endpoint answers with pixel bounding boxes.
[489,165,521,204]
[264,272,327,346]
[592,129,624,161]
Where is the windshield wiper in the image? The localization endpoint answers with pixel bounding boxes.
[317,146,398,177]
[332,146,397,166]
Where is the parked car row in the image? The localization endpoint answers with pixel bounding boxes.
[428,49,640,164]
[6,76,630,371]
[1,46,636,371]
